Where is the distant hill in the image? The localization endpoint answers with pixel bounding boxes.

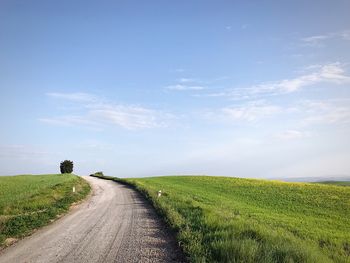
[276,175,350,183]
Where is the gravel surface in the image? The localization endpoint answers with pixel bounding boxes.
[0,176,186,263]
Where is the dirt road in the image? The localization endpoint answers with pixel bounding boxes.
[0,176,185,263]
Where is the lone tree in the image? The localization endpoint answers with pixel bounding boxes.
[60,160,74,174]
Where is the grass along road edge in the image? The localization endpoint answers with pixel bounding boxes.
[0,174,91,248]
[90,173,350,263]
[89,173,190,262]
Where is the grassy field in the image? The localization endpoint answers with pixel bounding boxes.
[316,181,350,187]
[0,174,90,247]
[93,174,350,263]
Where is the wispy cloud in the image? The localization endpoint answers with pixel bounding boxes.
[301,99,350,125]
[41,93,172,130]
[225,24,248,31]
[302,30,350,47]
[275,130,310,140]
[221,102,281,122]
[39,115,101,129]
[205,101,282,123]
[197,63,349,100]
[251,63,349,93]
[302,35,330,47]
[203,97,350,129]
[165,76,207,91]
[165,84,205,91]
[89,104,169,129]
[178,78,197,83]
[47,92,97,102]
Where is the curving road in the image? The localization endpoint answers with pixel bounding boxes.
[0,176,185,263]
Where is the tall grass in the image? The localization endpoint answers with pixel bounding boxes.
[316,181,350,187]
[0,174,90,246]
[94,175,350,263]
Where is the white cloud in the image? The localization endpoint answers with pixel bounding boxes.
[166,77,207,91]
[178,78,196,83]
[302,30,350,46]
[251,63,349,94]
[301,99,350,125]
[41,93,171,130]
[275,130,309,140]
[47,92,97,102]
[193,92,228,98]
[203,97,350,129]
[301,35,330,47]
[39,116,102,129]
[339,30,350,40]
[165,84,205,91]
[205,101,282,122]
[197,63,349,100]
[222,102,281,121]
[90,105,166,129]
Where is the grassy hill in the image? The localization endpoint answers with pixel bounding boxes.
[100,175,350,263]
[0,174,90,247]
[316,181,350,187]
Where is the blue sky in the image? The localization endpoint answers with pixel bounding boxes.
[1,0,350,179]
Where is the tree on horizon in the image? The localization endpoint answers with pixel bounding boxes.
[60,160,73,174]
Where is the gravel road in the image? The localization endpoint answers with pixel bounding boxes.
[0,176,185,263]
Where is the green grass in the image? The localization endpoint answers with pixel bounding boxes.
[93,174,350,263]
[0,174,90,246]
[316,181,350,187]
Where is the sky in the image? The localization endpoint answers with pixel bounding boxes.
[1,0,350,179]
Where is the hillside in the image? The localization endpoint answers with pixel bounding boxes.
[0,174,90,247]
[118,176,350,263]
[316,181,350,187]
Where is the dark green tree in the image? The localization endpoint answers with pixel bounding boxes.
[60,160,74,174]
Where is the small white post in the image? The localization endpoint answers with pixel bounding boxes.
[73,186,76,193]
[157,190,162,197]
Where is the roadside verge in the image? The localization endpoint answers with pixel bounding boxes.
[0,174,91,249]
[90,173,190,261]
